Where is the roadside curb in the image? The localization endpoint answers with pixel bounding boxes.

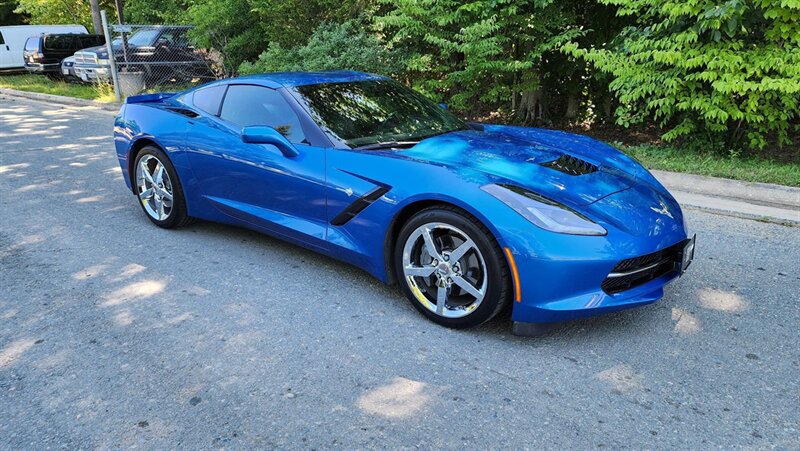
[653,170,799,226]
[0,87,120,112]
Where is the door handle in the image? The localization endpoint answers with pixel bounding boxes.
[4,45,8,51]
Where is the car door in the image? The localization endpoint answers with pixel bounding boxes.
[183,83,329,249]
[0,31,7,68]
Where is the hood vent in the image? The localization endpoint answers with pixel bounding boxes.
[542,154,598,176]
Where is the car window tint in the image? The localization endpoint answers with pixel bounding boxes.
[220,85,306,144]
[80,35,104,48]
[24,37,39,51]
[45,35,76,50]
[127,29,159,46]
[192,85,226,116]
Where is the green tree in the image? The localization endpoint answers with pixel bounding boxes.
[566,0,800,151]
[375,0,581,121]
[15,0,115,29]
[125,0,190,24]
[0,0,26,25]
[240,19,400,75]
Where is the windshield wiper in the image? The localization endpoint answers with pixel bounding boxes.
[353,140,419,150]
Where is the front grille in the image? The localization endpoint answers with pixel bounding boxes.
[542,154,598,176]
[74,52,99,65]
[601,240,686,294]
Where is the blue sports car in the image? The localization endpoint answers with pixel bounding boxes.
[114,71,695,334]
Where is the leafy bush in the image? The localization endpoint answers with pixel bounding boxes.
[239,19,400,75]
[186,0,266,77]
[566,0,800,151]
[376,0,581,116]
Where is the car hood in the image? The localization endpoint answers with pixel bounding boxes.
[79,45,109,59]
[390,125,649,207]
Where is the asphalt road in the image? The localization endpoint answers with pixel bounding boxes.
[1,95,799,449]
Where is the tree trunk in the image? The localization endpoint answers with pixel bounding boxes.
[565,94,579,121]
[89,0,102,34]
[516,89,543,125]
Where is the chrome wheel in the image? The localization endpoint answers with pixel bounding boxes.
[135,154,174,221]
[401,222,487,318]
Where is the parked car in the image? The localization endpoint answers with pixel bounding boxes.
[113,71,695,334]
[60,55,78,81]
[73,26,211,85]
[0,25,87,71]
[23,33,105,78]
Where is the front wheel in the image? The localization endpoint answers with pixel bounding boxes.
[394,206,511,328]
[134,146,192,228]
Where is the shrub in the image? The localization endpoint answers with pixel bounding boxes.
[239,19,401,76]
[565,0,800,151]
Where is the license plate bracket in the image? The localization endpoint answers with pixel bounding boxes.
[677,234,696,274]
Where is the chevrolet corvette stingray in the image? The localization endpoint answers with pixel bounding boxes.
[114,71,695,334]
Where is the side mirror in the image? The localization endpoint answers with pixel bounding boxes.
[241,126,299,158]
[438,103,448,110]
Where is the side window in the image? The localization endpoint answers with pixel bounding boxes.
[45,35,75,50]
[80,35,105,48]
[191,85,226,116]
[0,32,5,45]
[219,85,306,144]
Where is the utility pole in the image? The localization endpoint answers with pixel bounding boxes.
[114,0,124,24]
[89,0,102,34]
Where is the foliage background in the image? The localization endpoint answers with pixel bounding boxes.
[3,0,799,160]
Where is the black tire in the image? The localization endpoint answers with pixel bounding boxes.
[393,205,511,329]
[133,145,193,229]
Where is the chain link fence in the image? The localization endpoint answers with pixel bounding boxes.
[83,10,218,101]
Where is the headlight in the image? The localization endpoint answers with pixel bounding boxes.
[482,184,607,236]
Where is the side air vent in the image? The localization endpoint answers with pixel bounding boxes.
[330,186,390,226]
[542,154,598,176]
[167,107,199,118]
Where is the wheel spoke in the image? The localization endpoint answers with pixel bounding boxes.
[421,227,441,259]
[157,197,165,220]
[452,275,484,300]
[140,161,154,184]
[436,282,447,315]
[405,265,436,277]
[449,239,475,264]
[153,165,165,185]
[159,188,173,201]
[138,188,154,200]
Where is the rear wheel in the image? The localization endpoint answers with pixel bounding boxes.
[133,146,192,228]
[394,206,510,328]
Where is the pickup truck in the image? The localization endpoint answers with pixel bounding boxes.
[72,25,213,85]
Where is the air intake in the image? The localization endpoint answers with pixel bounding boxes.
[542,154,598,176]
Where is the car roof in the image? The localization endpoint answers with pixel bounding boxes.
[230,70,388,88]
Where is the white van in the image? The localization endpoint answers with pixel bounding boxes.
[0,25,88,71]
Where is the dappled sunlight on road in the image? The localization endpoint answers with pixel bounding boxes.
[0,338,37,369]
[671,307,701,335]
[101,279,167,307]
[697,288,748,312]
[0,162,29,174]
[595,364,645,394]
[357,377,434,418]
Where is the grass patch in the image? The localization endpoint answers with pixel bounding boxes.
[0,74,116,102]
[622,144,800,187]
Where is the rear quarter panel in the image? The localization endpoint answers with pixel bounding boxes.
[114,102,192,197]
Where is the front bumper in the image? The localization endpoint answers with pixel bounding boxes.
[507,232,694,325]
[24,62,60,73]
[74,65,110,82]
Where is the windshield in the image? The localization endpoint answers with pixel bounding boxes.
[292,80,469,147]
[127,29,159,46]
